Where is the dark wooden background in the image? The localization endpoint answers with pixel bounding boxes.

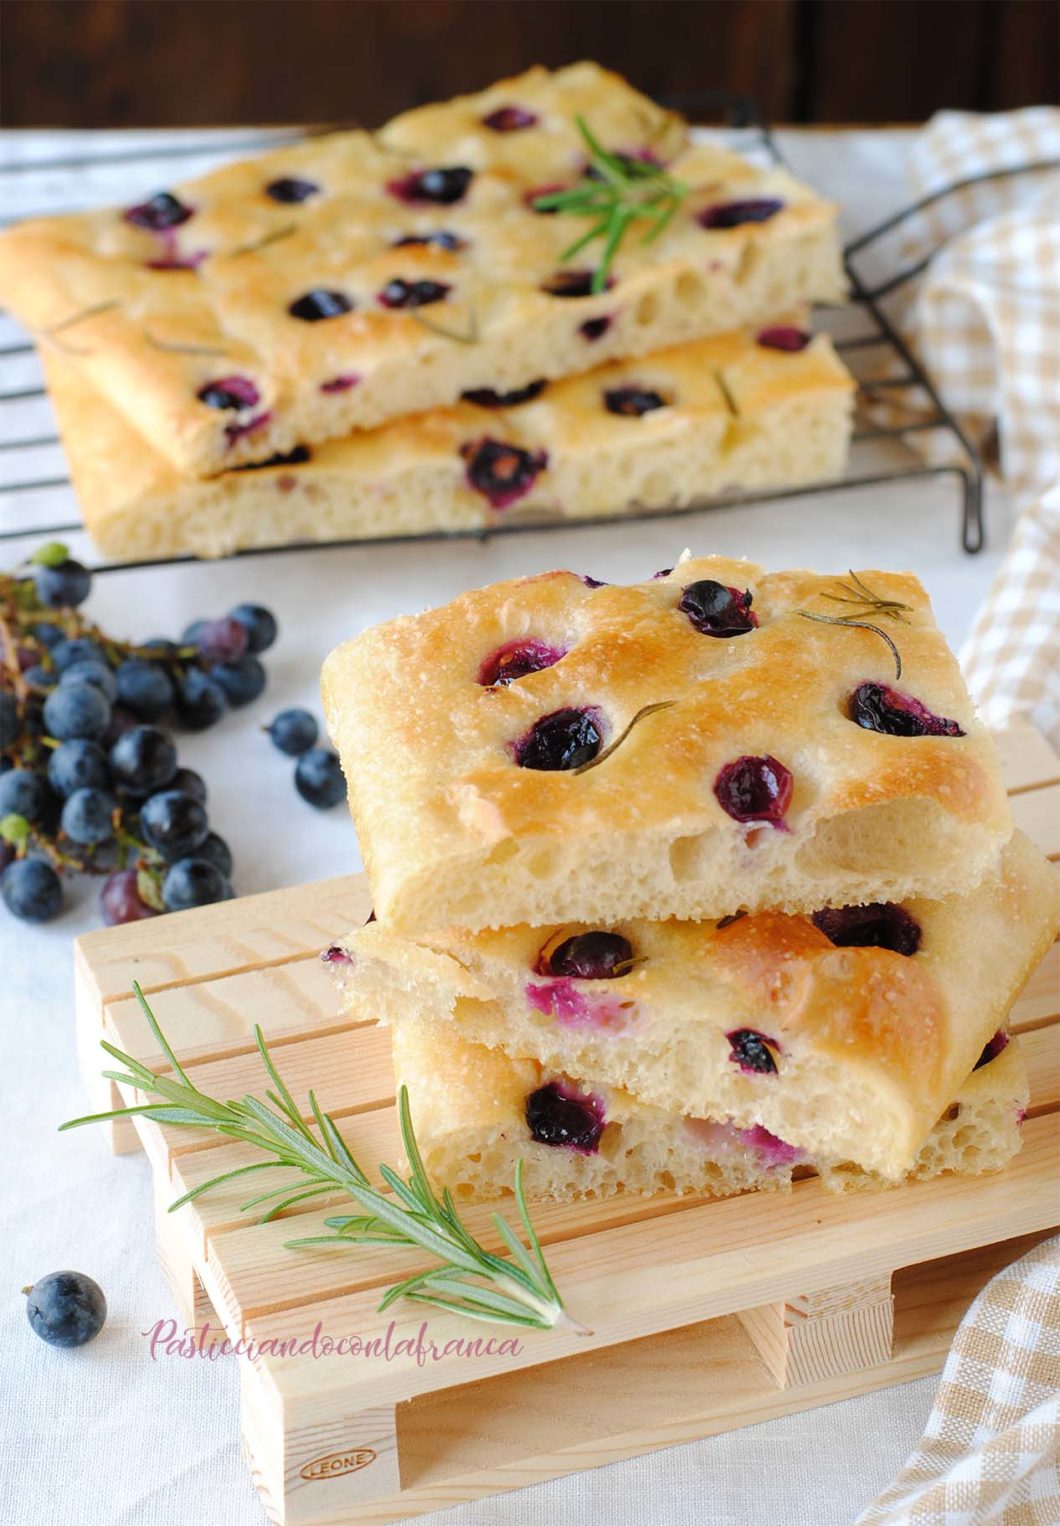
[3,0,1057,129]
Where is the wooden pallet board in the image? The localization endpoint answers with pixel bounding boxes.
[73,722,1060,1526]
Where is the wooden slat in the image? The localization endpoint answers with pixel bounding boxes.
[1024,1022,1060,1113]
[383,1230,1055,1509]
[243,1112,1059,1411]
[991,723,1060,795]
[104,1017,395,1157]
[75,873,369,1003]
[1011,783,1060,860]
[103,954,351,1069]
[1011,941,1060,1030]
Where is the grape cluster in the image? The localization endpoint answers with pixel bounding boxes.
[264,707,346,809]
[0,544,278,925]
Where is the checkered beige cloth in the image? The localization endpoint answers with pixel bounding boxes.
[961,484,1060,749]
[859,1235,1060,1525]
[885,109,1060,500]
[875,110,1060,749]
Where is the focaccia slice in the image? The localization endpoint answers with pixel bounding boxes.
[0,64,843,479]
[321,558,1014,933]
[331,833,1058,1181]
[46,324,852,559]
[393,1024,1029,1204]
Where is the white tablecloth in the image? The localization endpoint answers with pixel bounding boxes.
[0,125,1016,1526]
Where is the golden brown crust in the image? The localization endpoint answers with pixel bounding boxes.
[0,63,843,478]
[322,558,1014,931]
[44,325,853,559]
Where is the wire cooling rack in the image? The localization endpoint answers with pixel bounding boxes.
[0,103,990,574]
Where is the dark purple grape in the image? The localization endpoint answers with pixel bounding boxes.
[698,198,784,229]
[60,660,117,701]
[170,766,207,804]
[48,740,109,799]
[579,316,611,341]
[679,580,758,638]
[727,1029,779,1074]
[757,326,811,352]
[392,230,465,252]
[228,603,277,654]
[109,725,178,793]
[29,622,63,650]
[140,790,209,862]
[386,166,473,205]
[212,654,266,707]
[294,748,345,809]
[140,637,179,659]
[174,670,227,731]
[515,709,602,771]
[714,756,793,824]
[288,289,353,321]
[543,931,633,979]
[265,176,319,203]
[43,684,111,742]
[2,857,63,922]
[162,857,232,911]
[196,375,260,411]
[265,708,317,756]
[114,659,174,721]
[478,638,565,687]
[525,1082,605,1153]
[0,767,55,826]
[812,903,922,956]
[124,191,193,232]
[482,105,538,132]
[603,387,667,417]
[462,380,547,409]
[378,278,451,310]
[52,637,107,674]
[24,1270,106,1346]
[848,683,964,738]
[60,787,116,847]
[1,689,19,748]
[460,437,548,509]
[194,830,232,878]
[33,557,92,610]
[22,666,57,691]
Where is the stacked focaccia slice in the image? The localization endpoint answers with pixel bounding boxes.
[0,63,851,559]
[43,321,853,559]
[321,558,1060,1203]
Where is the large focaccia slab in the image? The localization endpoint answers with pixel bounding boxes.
[336,833,1058,1181]
[45,324,852,559]
[0,63,843,478]
[321,557,1013,934]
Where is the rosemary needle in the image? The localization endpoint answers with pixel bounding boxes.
[799,572,912,679]
[61,982,586,1335]
[534,116,689,293]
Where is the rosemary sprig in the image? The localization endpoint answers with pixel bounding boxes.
[409,303,480,346]
[818,570,914,622]
[798,571,912,680]
[533,117,689,293]
[143,333,233,359]
[229,223,297,258]
[573,700,677,775]
[61,984,585,1336]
